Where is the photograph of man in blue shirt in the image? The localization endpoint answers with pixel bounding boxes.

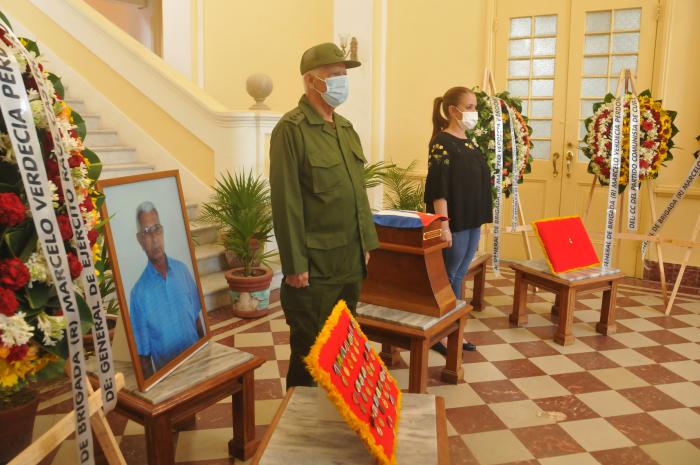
[130,201,204,378]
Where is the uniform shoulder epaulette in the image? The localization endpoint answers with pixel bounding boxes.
[281,107,306,126]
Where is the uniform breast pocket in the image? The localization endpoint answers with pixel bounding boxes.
[308,151,343,193]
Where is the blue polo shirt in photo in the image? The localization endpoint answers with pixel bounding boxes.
[130,256,202,370]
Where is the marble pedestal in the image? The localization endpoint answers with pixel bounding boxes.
[88,342,264,465]
[357,301,471,393]
[252,386,448,465]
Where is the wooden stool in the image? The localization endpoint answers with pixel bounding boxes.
[509,261,623,346]
[89,343,264,465]
[356,301,471,393]
[251,387,449,465]
[463,253,490,311]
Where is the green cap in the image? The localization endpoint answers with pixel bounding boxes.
[299,42,361,75]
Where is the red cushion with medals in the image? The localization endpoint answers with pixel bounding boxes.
[532,216,600,273]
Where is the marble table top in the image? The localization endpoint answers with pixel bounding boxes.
[87,342,254,404]
[357,300,468,331]
[258,386,439,465]
[512,259,621,282]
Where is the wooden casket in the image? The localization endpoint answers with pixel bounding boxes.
[360,212,456,317]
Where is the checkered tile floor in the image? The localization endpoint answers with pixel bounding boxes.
[34,266,700,465]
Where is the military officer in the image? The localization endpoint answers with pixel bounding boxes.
[270,42,378,388]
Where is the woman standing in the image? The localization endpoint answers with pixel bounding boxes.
[425,86,493,354]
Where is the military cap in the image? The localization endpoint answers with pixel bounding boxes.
[299,42,361,75]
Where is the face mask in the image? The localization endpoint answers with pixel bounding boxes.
[461,110,479,130]
[313,75,349,108]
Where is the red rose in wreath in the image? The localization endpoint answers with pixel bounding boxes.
[0,193,26,227]
[67,251,83,280]
[87,229,99,246]
[0,258,30,291]
[57,214,73,241]
[0,287,19,316]
[6,344,29,362]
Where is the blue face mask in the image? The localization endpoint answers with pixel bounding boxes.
[314,74,349,108]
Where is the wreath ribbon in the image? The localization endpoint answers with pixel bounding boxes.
[0,38,97,465]
[641,156,700,261]
[628,96,640,230]
[0,22,117,416]
[490,97,504,274]
[602,96,624,269]
[505,105,520,230]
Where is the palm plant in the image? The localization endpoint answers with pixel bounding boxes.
[382,160,426,212]
[200,171,275,276]
[363,160,395,189]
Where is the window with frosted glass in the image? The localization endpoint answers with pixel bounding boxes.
[507,15,557,160]
[579,8,642,160]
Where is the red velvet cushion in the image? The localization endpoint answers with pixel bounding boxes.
[532,216,600,273]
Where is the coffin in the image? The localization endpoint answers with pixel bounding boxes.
[360,211,456,317]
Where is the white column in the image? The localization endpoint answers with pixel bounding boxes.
[162,0,193,80]
[334,0,387,209]
[333,0,374,160]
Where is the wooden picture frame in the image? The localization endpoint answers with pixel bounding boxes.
[97,170,211,391]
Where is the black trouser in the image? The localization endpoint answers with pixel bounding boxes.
[280,280,362,389]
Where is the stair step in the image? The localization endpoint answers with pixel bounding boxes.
[65,98,87,114]
[100,162,155,179]
[195,243,227,276]
[82,113,101,130]
[85,129,119,147]
[190,220,219,245]
[92,146,137,164]
[200,271,231,311]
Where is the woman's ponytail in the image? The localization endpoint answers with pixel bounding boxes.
[431,96,448,143]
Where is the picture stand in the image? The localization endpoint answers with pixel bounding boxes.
[9,373,126,465]
[479,68,535,261]
[582,69,700,314]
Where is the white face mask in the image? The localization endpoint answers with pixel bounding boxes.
[461,110,479,130]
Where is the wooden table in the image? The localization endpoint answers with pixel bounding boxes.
[251,387,449,465]
[463,253,490,311]
[509,261,623,345]
[89,343,264,465]
[356,301,471,393]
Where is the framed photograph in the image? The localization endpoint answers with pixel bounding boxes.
[98,170,211,391]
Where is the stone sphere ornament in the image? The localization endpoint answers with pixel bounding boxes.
[246,73,273,110]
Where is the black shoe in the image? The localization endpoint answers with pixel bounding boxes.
[431,341,448,356]
[462,341,477,352]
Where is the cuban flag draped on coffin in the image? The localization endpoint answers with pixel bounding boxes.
[372,210,447,229]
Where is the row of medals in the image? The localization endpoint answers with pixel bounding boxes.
[332,322,396,438]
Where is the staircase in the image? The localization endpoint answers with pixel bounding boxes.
[65,89,233,312]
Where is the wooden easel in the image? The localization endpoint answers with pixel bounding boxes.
[9,373,126,465]
[583,69,700,314]
[480,68,535,260]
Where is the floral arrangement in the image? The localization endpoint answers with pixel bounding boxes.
[581,90,678,190]
[0,27,104,408]
[467,89,534,198]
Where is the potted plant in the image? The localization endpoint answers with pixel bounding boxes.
[0,26,100,462]
[201,171,275,318]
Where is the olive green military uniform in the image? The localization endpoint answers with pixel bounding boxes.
[270,94,378,388]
